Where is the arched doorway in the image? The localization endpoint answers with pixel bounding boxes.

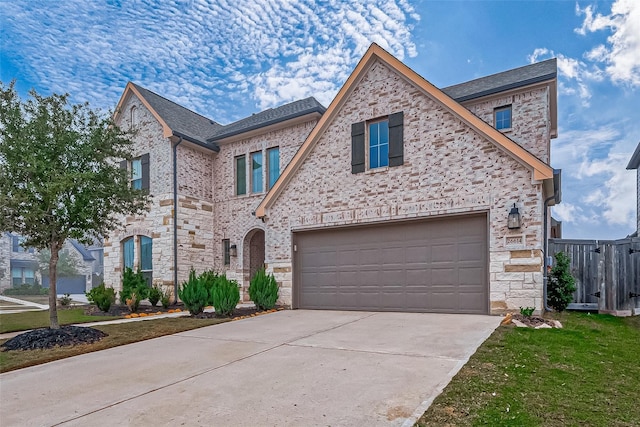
[243,229,265,301]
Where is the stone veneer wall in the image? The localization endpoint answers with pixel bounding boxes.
[211,120,318,298]
[104,94,185,298]
[263,59,551,313]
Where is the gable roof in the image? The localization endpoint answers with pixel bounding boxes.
[627,142,640,170]
[114,82,222,150]
[442,59,557,102]
[69,240,96,261]
[208,97,326,142]
[256,43,556,218]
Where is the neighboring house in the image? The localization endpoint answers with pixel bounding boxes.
[0,234,103,293]
[106,44,561,314]
[627,141,640,236]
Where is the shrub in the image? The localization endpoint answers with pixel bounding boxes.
[178,269,208,315]
[86,283,116,312]
[519,306,535,317]
[147,285,162,307]
[121,267,149,310]
[160,287,172,309]
[210,274,240,316]
[199,270,219,304]
[248,268,279,310]
[548,252,576,312]
[3,283,48,296]
[58,293,72,306]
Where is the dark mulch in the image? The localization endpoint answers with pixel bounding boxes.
[83,304,179,317]
[1,326,108,351]
[190,306,266,319]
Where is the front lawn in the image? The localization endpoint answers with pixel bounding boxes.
[416,313,640,426]
[0,308,121,334]
[0,317,228,372]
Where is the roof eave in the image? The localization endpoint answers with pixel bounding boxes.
[209,108,325,143]
[626,142,640,169]
[173,131,220,152]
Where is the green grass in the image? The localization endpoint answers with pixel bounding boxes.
[416,313,640,427]
[0,308,121,334]
[0,317,229,373]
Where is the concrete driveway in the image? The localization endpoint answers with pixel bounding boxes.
[0,310,500,426]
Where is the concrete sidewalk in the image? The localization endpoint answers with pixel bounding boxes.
[0,310,500,426]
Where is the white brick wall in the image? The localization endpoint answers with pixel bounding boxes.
[262,59,550,313]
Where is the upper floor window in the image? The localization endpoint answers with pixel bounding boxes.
[251,151,263,193]
[130,106,139,127]
[12,236,34,253]
[235,155,246,195]
[267,147,280,189]
[495,105,512,130]
[120,153,150,191]
[235,147,280,195]
[369,120,389,169]
[131,158,143,189]
[351,111,403,174]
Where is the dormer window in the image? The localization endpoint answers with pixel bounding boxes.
[494,105,512,130]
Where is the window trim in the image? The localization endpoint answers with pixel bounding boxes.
[267,147,280,190]
[494,105,512,131]
[250,151,263,194]
[367,119,390,170]
[235,154,247,196]
[223,239,231,266]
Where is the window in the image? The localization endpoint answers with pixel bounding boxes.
[12,236,33,253]
[236,155,246,195]
[495,105,512,130]
[11,267,35,286]
[120,153,149,190]
[122,235,152,285]
[251,151,263,193]
[267,147,280,189]
[223,239,230,266]
[123,237,134,270]
[369,120,389,169]
[131,158,142,189]
[352,111,403,174]
[130,106,139,126]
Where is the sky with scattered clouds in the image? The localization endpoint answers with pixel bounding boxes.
[1,0,638,239]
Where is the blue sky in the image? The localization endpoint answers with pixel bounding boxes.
[1,0,638,239]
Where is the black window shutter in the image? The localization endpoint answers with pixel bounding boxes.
[388,111,404,167]
[351,121,365,174]
[141,153,150,190]
[119,160,127,170]
[12,236,19,252]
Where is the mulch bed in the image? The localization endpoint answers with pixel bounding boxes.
[1,326,107,351]
[511,313,558,328]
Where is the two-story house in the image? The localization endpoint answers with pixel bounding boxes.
[105,44,561,314]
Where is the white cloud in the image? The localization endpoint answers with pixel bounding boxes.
[576,0,640,87]
[0,0,419,122]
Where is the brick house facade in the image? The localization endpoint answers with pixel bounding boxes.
[105,44,560,314]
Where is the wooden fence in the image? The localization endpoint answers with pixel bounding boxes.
[549,237,640,315]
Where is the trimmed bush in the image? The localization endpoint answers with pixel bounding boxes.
[86,283,116,312]
[120,268,149,311]
[199,270,219,304]
[248,268,279,310]
[3,283,48,296]
[160,287,172,309]
[210,274,240,316]
[548,252,576,312]
[147,285,162,307]
[178,269,208,315]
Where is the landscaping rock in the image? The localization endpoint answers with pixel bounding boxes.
[1,326,107,351]
[512,319,528,328]
[535,323,553,329]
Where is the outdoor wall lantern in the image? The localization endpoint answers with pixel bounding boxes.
[229,244,237,257]
[507,204,522,229]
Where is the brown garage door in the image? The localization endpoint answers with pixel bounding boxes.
[293,214,487,314]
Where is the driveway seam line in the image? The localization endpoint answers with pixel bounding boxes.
[282,342,463,362]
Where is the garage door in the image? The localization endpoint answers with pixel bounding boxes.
[293,214,487,314]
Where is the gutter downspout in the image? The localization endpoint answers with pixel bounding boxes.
[173,136,183,304]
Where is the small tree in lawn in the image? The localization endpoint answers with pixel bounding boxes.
[548,252,577,312]
[0,81,149,329]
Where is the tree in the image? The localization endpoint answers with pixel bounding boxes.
[548,252,577,312]
[0,81,149,329]
[38,249,79,277]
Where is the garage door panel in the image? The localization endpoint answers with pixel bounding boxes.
[295,214,487,314]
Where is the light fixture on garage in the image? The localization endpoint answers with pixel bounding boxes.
[229,244,237,257]
[507,204,521,230]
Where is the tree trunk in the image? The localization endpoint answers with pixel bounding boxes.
[48,242,61,329]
